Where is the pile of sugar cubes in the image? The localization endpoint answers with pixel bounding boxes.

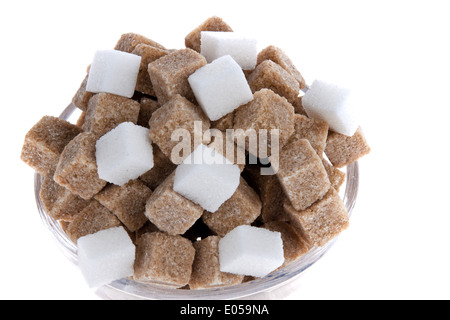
[21,17,370,290]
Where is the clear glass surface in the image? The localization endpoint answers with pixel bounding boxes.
[34,103,359,300]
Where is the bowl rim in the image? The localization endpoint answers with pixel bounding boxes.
[34,103,359,300]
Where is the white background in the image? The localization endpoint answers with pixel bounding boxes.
[1,0,449,300]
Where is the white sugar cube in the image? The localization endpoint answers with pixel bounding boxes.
[302,80,359,137]
[219,225,285,278]
[188,55,254,121]
[87,50,141,98]
[200,31,257,70]
[96,122,154,186]
[77,227,136,288]
[173,144,241,212]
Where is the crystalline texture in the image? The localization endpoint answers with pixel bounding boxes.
[96,122,154,186]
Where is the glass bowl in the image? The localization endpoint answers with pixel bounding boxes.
[34,103,359,300]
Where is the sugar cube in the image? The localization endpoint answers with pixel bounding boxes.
[149,94,210,161]
[325,127,371,168]
[145,173,204,235]
[233,89,295,156]
[66,201,122,243]
[288,114,329,158]
[257,46,306,88]
[78,226,135,288]
[54,132,107,200]
[258,174,290,223]
[274,139,330,211]
[248,60,300,104]
[147,49,207,105]
[302,80,359,137]
[95,180,152,232]
[185,16,233,53]
[83,93,141,137]
[200,31,257,70]
[173,144,241,212]
[115,33,166,53]
[188,55,254,121]
[322,158,346,191]
[40,172,91,222]
[263,221,308,267]
[86,50,141,98]
[292,96,307,116]
[131,44,169,96]
[95,122,154,186]
[190,236,244,290]
[284,188,349,247]
[72,74,95,112]
[21,116,82,176]
[202,177,262,237]
[134,232,195,288]
[218,225,285,278]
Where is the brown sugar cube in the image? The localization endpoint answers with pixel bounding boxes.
[234,89,295,156]
[211,112,234,132]
[292,96,307,116]
[66,200,122,243]
[185,16,233,53]
[322,158,346,192]
[53,132,107,200]
[72,74,95,112]
[114,33,165,53]
[132,44,169,96]
[325,127,371,168]
[248,60,300,105]
[21,116,83,176]
[242,163,290,223]
[147,49,207,105]
[40,173,91,222]
[39,173,60,214]
[259,174,290,223]
[257,46,306,89]
[134,232,195,288]
[190,236,244,290]
[95,180,152,232]
[202,178,262,237]
[139,144,177,190]
[149,94,210,161]
[263,221,309,266]
[284,188,349,247]
[83,93,140,137]
[274,139,331,211]
[145,173,204,235]
[289,114,329,158]
[137,97,160,128]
